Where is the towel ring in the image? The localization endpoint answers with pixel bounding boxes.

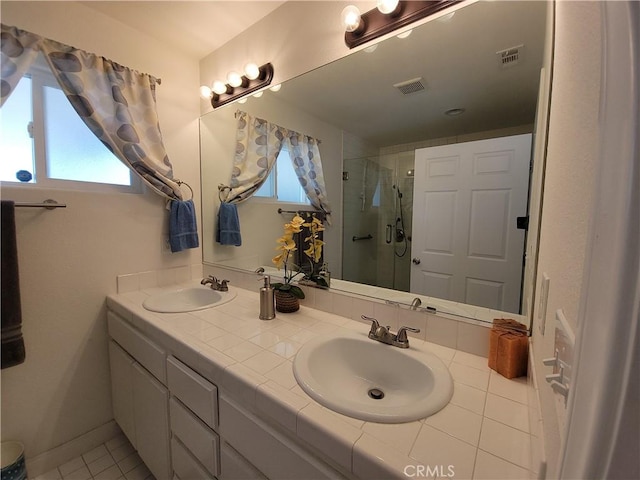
[218,184,231,202]
[176,180,193,201]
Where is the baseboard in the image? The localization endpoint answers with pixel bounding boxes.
[26,420,122,478]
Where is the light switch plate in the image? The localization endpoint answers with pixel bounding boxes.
[553,309,575,377]
[538,273,550,335]
[550,309,575,409]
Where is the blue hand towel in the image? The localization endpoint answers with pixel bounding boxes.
[217,202,242,246]
[169,199,199,253]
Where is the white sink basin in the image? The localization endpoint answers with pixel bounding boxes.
[142,286,236,313]
[293,333,453,423]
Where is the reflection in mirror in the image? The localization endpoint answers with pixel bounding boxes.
[200,1,549,326]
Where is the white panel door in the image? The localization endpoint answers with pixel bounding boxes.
[411,134,532,312]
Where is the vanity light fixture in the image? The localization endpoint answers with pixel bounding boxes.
[204,63,275,109]
[344,0,459,49]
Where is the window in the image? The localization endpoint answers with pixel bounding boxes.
[0,56,139,192]
[254,149,310,204]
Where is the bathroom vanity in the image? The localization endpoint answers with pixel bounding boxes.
[106,280,533,480]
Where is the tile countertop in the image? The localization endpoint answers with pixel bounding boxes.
[106,282,532,480]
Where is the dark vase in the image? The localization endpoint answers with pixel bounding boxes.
[274,290,300,313]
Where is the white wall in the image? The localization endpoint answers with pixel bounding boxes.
[530,2,602,477]
[0,1,201,465]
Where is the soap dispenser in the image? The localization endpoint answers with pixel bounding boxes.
[259,275,275,320]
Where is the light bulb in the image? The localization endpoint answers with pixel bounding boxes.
[227,71,243,88]
[270,84,282,92]
[377,0,399,14]
[212,81,227,95]
[244,63,260,80]
[341,5,361,33]
[199,85,212,98]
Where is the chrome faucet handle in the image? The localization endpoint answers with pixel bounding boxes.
[219,279,230,291]
[362,315,380,335]
[410,297,422,310]
[396,326,421,344]
[201,275,216,285]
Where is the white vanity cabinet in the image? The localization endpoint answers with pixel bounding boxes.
[107,312,171,480]
[219,396,346,480]
[107,305,349,480]
[219,441,267,480]
[167,356,220,479]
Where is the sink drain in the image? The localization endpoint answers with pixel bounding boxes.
[368,388,385,400]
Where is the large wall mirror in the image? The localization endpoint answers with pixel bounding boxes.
[200,0,550,327]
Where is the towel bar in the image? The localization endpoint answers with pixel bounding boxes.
[352,234,373,242]
[14,199,66,209]
[277,208,325,216]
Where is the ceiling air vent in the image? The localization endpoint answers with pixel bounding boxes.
[496,44,523,68]
[393,77,426,95]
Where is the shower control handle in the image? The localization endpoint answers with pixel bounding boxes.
[386,224,393,244]
[412,258,421,265]
[395,217,405,242]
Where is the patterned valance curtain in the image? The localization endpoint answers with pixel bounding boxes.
[225,111,332,222]
[282,133,332,223]
[0,24,182,200]
[224,111,284,204]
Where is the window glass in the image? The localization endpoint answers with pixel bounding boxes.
[254,149,310,204]
[0,78,35,183]
[255,164,275,197]
[276,150,308,203]
[43,85,131,186]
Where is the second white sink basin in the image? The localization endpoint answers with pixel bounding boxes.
[142,285,236,313]
[293,333,453,423]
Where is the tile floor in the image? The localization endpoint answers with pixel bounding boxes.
[32,434,154,480]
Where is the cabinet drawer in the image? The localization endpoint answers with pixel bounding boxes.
[108,311,166,384]
[171,437,215,480]
[219,395,342,480]
[167,356,218,429]
[170,398,220,477]
[219,441,267,480]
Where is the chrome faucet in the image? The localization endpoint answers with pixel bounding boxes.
[362,315,420,348]
[410,297,422,310]
[201,275,229,292]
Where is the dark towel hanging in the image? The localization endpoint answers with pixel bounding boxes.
[1,200,25,368]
